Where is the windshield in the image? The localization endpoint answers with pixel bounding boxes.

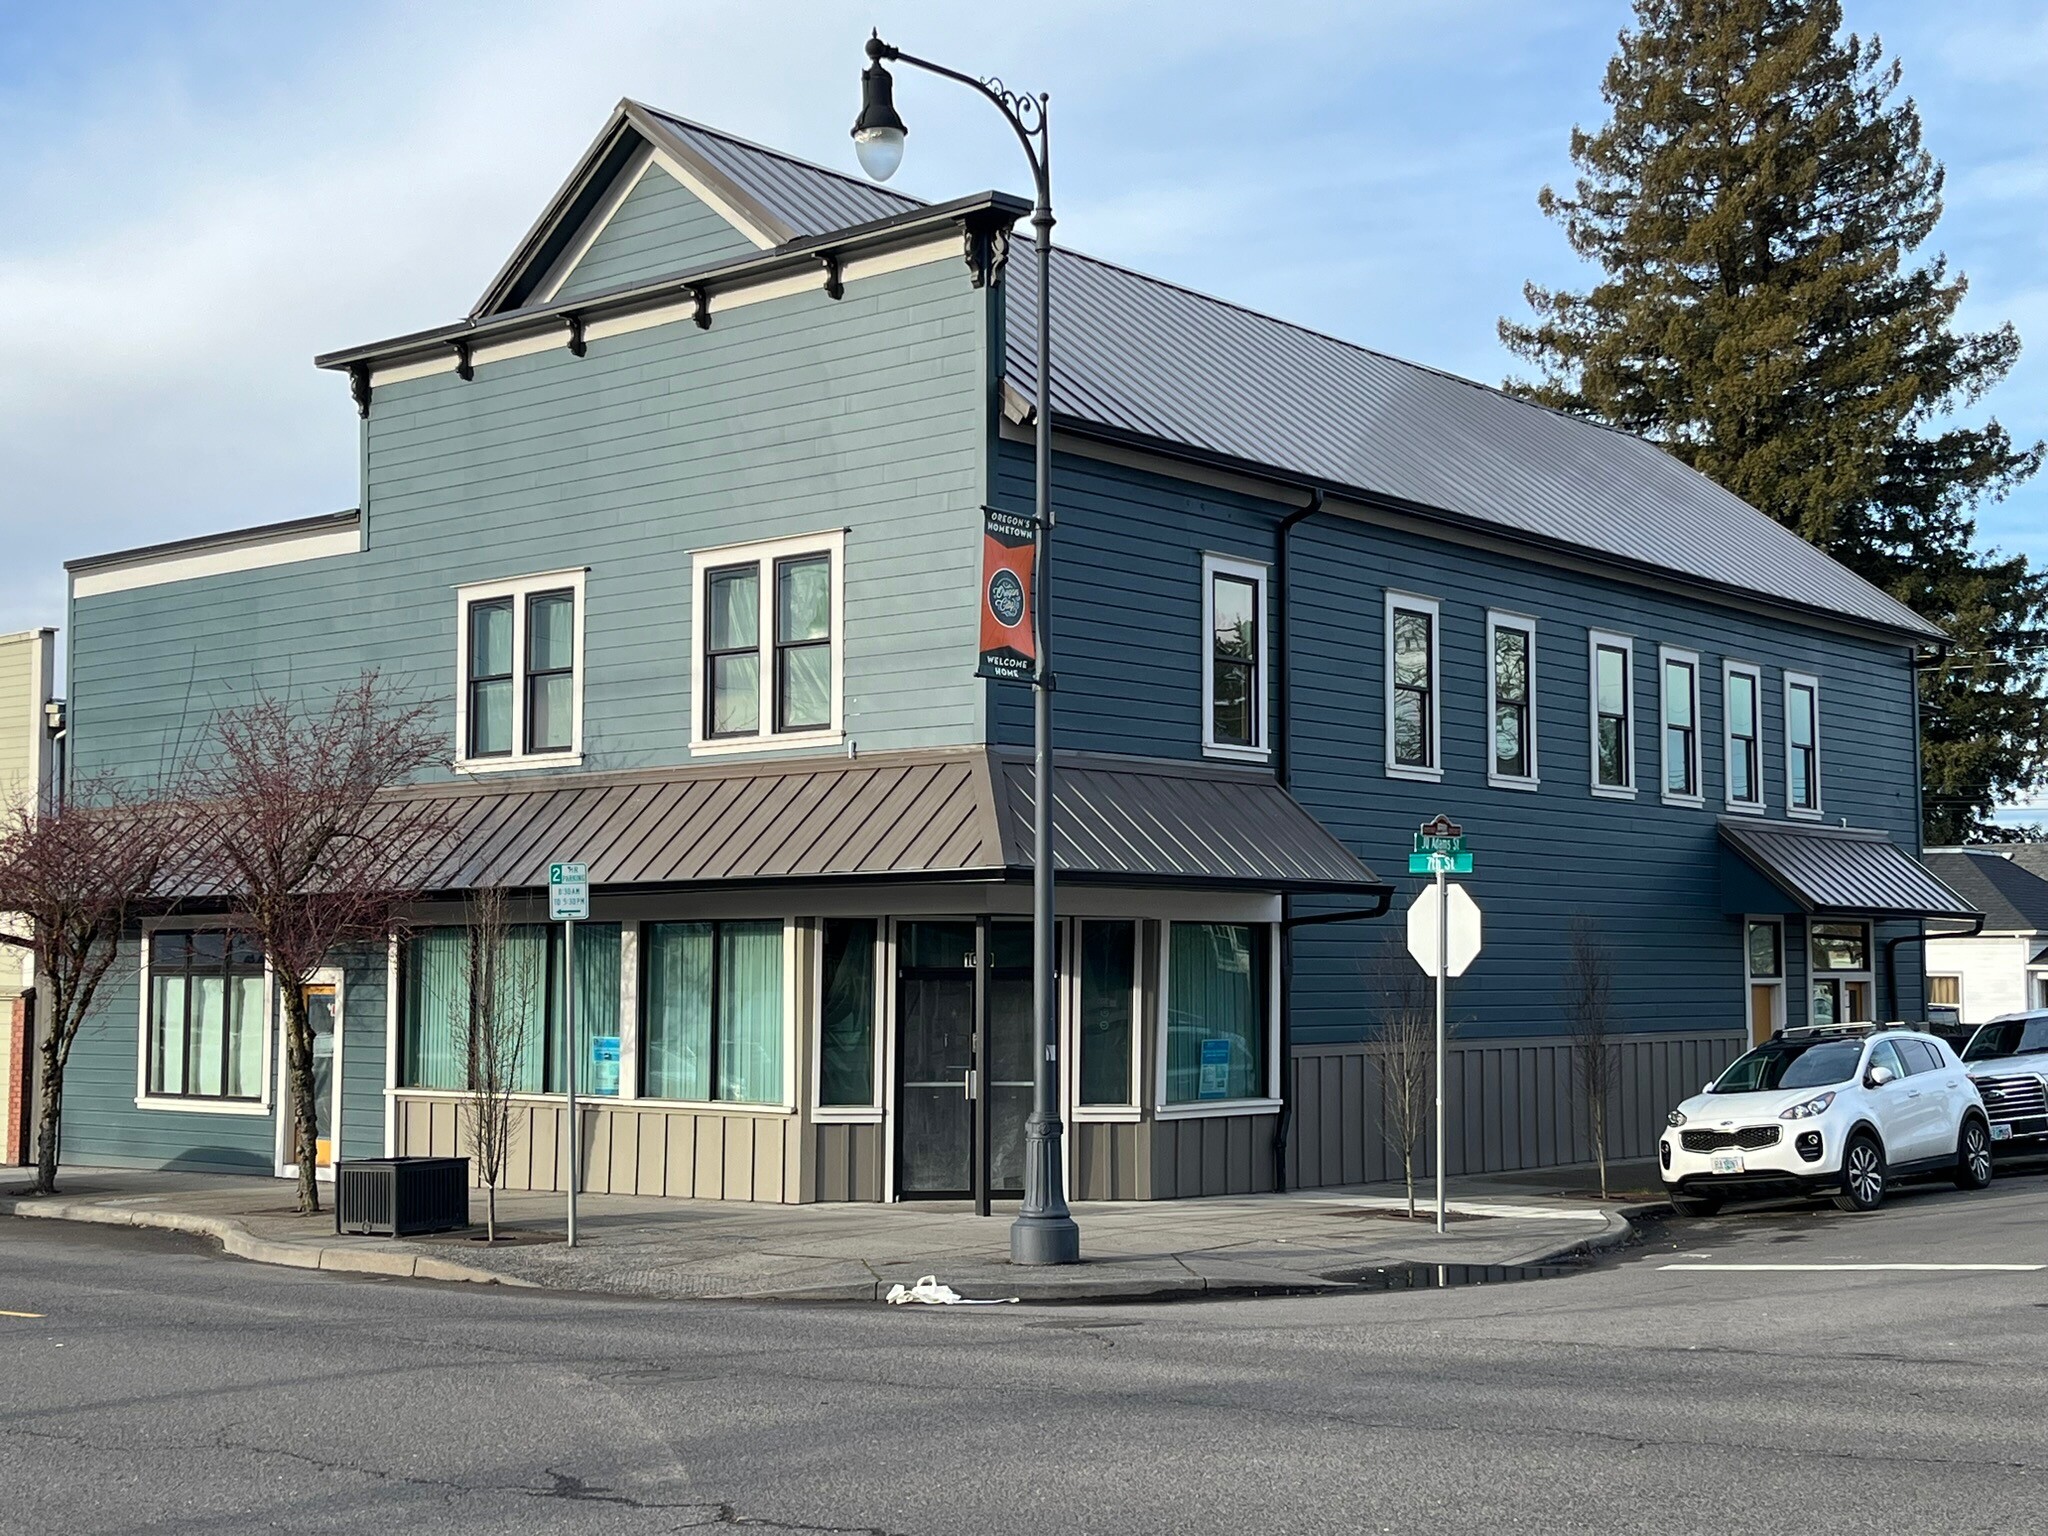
[1963,1018,2048,1062]
[1712,1040,1864,1093]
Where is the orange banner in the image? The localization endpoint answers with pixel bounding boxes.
[977,506,1038,682]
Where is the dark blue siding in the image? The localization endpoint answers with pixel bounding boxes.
[997,438,1928,1044]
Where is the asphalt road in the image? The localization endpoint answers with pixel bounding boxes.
[5,1169,2047,1536]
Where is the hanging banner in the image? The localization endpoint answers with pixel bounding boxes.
[977,506,1039,682]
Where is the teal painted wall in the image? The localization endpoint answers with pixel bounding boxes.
[338,945,387,1162]
[551,162,760,302]
[68,255,991,783]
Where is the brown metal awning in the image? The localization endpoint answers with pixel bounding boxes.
[361,747,1383,897]
[1718,817,1978,921]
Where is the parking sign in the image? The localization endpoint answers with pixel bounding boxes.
[548,861,589,921]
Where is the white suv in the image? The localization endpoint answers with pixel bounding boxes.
[1959,1011,2048,1151]
[1660,1024,1992,1215]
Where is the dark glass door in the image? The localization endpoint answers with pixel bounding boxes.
[984,922,1034,1198]
[896,922,978,1196]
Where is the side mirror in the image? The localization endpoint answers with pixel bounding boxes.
[1866,1065,1896,1089]
[1704,1080,1717,1094]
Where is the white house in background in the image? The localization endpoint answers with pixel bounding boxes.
[1,627,58,1166]
[1921,848,2048,1025]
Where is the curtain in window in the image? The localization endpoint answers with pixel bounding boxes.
[151,974,187,1095]
[1080,922,1136,1106]
[1165,923,1265,1104]
[718,922,784,1105]
[225,975,265,1098]
[550,923,620,1095]
[499,925,551,1094]
[643,923,713,1100]
[401,928,469,1090]
[819,919,876,1107]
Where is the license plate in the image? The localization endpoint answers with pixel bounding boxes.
[1992,1123,2013,1142]
[1710,1153,1745,1174]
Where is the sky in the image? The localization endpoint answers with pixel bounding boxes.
[1,3,2043,739]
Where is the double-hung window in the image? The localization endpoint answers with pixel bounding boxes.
[1385,593,1441,779]
[456,570,586,770]
[1785,671,1822,816]
[1724,661,1764,811]
[1588,630,1634,796]
[1659,646,1702,804]
[145,930,267,1104]
[692,532,844,751]
[1202,555,1268,758]
[1486,612,1537,788]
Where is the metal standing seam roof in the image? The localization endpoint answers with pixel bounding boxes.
[644,109,923,238]
[1921,851,2048,933]
[194,749,1383,898]
[1718,819,1978,921]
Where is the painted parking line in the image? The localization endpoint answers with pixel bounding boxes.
[1660,1263,2044,1273]
[0,1309,45,1318]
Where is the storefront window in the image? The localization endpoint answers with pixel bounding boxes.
[1079,921,1137,1107]
[147,930,266,1101]
[818,919,877,1108]
[399,923,616,1094]
[1164,923,1267,1104]
[642,921,784,1104]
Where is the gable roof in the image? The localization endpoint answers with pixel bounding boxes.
[1924,850,2048,933]
[457,104,1939,642]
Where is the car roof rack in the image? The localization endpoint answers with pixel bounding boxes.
[1777,1020,1909,1041]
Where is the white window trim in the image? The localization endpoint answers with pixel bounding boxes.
[1485,610,1539,790]
[1069,918,1145,1123]
[689,529,846,755]
[1384,591,1443,783]
[133,918,275,1117]
[1809,919,1874,1024]
[1784,670,1823,819]
[1743,916,1786,1043]
[630,915,801,1113]
[1723,659,1766,814]
[1152,921,1284,1120]
[453,566,588,773]
[1201,553,1271,762]
[383,930,400,1154]
[276,966,345,1180]
[1927,973,1964,1012]
[812,917,887,1123]
[1587,629,1637,800]
[1658,645,1704,808]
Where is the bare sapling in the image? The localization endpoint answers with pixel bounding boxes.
[458,886,539,1242]
[1565,915,1618,1200]
[0,781,185,1195]
[1372,936,1439,1218]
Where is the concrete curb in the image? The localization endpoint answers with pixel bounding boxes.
[3,1197,537,1289]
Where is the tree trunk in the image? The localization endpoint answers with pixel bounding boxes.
[281,982,320,1215]
[486,1182,497,1244]
[1404,1145,1416,1219]
[33,1023,64,1197]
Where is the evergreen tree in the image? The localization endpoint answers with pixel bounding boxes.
[1502,0,2045,843]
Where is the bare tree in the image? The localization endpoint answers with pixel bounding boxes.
[1370,936,1440,1218]
[458,887,540,1242]
[0,783,185,1195]
[1565,915,1618,1199]
[195,674,455,1215]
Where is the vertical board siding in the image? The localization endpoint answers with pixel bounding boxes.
[551,165,760,302]
[1147,1114,1278,1199]
[1287,1032,1745,1186]
[68,259,990,788]
[337,948,388,1162]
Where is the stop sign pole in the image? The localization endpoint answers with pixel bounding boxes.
[1408,816,1479,1235]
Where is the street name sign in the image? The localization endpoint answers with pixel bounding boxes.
[548,861,589,921]
[1409,850,1474,875]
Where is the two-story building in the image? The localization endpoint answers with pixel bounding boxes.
[53,101,1975,1204]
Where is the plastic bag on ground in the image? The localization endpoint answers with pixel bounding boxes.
[884,1274,1019,1306]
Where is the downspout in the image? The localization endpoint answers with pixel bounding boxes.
[1272,490,1322,1190]
[1887,914,1983,1020]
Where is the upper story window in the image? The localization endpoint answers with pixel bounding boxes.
[1659,646,1702,805]
[691,531,845,753]
[1724,660,1764,811]
[1785,671,1821,816]
[1486,612,1537,789]
[146,930,266,1103]
[1385,593,1441,780]
[456,569,586,772]
[1202,554,1268,760]
[1588,630,1634,797]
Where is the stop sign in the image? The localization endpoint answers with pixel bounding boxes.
[1406,882,1482,978]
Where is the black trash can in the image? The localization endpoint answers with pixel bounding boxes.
[335,1156,470,1236]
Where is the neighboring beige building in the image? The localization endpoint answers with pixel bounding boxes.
[1,627,57,1166]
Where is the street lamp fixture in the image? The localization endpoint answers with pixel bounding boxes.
[854,30,1080,1266]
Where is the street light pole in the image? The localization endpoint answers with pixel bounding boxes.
[856,32,1079,1264]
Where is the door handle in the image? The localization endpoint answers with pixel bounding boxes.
[963,1069,977,1099]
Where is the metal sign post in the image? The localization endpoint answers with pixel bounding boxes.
[549,861,589,1247]
[1405,819,1481,1237]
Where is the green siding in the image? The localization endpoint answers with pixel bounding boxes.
[551,163,759,301]
[68,257,989,783]
[338,946,388,1162]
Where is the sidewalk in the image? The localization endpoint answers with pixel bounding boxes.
[1,1164,1659,1304]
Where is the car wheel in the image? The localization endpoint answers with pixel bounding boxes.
[1954,1117,1994,1191]
[1832,1133,1887,1213]
[1669,1190,1721,1217]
